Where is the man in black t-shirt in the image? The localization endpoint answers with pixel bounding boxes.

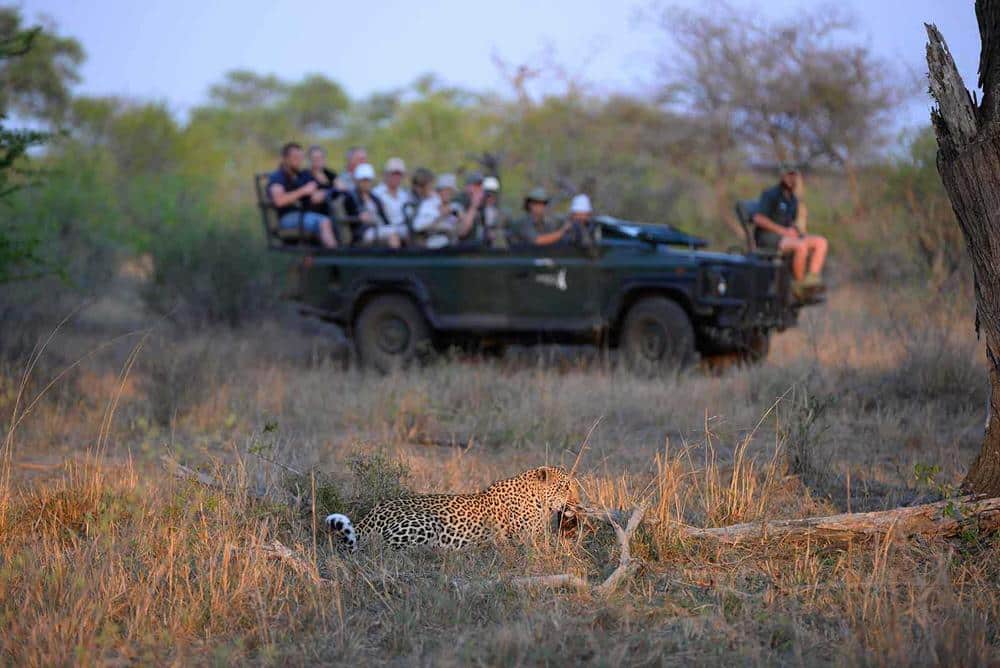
[753,166,827,291]
[267,142,338,248]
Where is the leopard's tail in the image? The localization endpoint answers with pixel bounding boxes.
[325,513,358,552]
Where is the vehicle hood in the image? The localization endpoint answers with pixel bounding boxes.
[595,216,708,248]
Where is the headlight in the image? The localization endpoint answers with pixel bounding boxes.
[703,267,730,298]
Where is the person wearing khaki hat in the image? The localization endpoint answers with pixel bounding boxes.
[510,187,576,246]
[373,157,412,229]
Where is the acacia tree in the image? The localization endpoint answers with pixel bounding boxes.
[652,2,906,223]
[926,1,1000,495]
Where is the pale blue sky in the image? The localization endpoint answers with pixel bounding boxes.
[16,0,982,127]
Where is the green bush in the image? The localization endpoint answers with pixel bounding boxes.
[142,219,279,327]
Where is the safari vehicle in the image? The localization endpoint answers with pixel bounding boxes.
[255,174,810,372]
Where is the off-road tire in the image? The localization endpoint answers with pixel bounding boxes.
[620,296,695,373]
[355,294,431,373]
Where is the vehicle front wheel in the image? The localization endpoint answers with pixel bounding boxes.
[620,296,695,373]
[354,294,431,373]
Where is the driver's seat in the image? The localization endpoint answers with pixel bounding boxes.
[734,200,759,252]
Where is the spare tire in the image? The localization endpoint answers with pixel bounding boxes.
[620,296,695,373]
[354,294,431,373]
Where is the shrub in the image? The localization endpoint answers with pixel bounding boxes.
[138,333,222,426]
[142,218,281,327]
[347,449,412,518]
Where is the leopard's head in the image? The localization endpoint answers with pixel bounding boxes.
[524,466,580,512]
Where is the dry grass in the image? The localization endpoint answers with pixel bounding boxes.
[2,283,997,665]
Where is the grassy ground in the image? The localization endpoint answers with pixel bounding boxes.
[1,281,996,666]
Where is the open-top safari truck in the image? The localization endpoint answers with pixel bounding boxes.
[255,173,813,372]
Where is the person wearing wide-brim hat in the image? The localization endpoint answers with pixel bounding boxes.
[510,187,576,246]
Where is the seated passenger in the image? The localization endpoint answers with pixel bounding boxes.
[453,172,486,243]
[336,146,368,192]
[510,187,576,246]
[482,176,510,249]
[345,163,404,249]
[567,193,595,246]
[306,145,340,215]
[411,173,462,249]
[752,166,828,293]
[409,167,444,247]
[372,157,412,228]
[267,142,337,248]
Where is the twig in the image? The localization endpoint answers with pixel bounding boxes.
[457,500,650,596]
[253,539,330,584]
[161,455,223,490]
[595,500,649,595]
[160,454,268,499]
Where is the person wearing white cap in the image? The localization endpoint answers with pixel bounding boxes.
[373,157,412,228]
[482,176,509,249]
[568,193,596,246]
[344,163,404,249]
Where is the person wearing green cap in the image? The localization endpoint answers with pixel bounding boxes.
[510,187,575,246]
[752,166,828,294]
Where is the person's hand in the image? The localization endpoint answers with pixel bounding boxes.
[470,188,485,208]
[359,211,373,223]
[783,227,798,238]
[302,181,318,195]
[310,190,326,204]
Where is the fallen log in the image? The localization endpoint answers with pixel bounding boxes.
[679,495,1000,544]
[583,496,1000,545]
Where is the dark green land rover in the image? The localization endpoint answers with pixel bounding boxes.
[256,176,809,372]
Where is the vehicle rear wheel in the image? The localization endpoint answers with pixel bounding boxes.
[620,297,695,373]
[354,294,431,373]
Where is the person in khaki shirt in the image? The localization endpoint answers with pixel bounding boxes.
[511,187,575,246]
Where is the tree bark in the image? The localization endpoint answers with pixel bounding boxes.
[926,4,1000,496]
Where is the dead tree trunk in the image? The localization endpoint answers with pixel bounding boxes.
[927,3,1000,496]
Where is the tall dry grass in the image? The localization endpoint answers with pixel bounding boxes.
[2,283,997,664]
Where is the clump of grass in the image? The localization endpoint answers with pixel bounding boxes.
[0,462,343,665]
[780,389,838,497]
[347,449,413,518]
[138,333,219,426]
[890,333,986,409]
[282,467,348,520]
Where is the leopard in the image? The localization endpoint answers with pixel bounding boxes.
[325,465,580,551]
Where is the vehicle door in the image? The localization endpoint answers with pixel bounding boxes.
[405,247,515,330]
[504,240,603,331]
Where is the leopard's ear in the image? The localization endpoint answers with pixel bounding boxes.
[536,467,549,482]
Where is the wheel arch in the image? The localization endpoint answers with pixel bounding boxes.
[348,280,435,337]
[607,285,697,348]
